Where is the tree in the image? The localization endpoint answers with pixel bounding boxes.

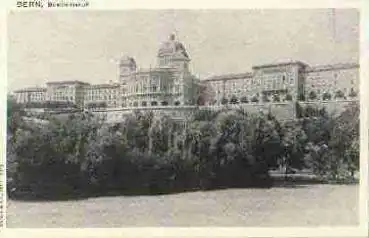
[322,92,332,101]
[184,117,218,189]
[240,96,249,103]
[349,88,357,98]
[262,93,270,103]
[196,84,215,106]
[7,96,25,136]
[253,114,283,172]
[344,139,359,178]
[221,98,228,105]
[280,121,308,177]
[327,102,359,179]
[295,102,304,118]
[308,91,317,100]
[335,90,345,99]
[251,95,259,103]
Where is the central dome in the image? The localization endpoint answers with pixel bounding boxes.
[157,34,189,58]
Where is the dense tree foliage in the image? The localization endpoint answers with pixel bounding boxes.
[7,98,359,199]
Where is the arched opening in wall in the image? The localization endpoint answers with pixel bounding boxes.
[133,101,138,107]
[151,101,158,106]
[121,103,127,108]
[142,101,147,107]
[273,94,281,102]
[161,101,168,106]
[230,95,239,104]
[174,101,181,106]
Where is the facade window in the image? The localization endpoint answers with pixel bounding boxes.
[152,86,157,92]
[133,101,138,107]
[142,101,147,107]
[174,101,181,106]
[151,101,158,106]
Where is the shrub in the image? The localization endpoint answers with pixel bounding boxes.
[7,100,359,199]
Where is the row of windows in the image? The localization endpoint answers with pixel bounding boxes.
[133,85,158,92]
[224,80,257,89]
[215,78,294,90]
[130,75,160,84]
[306,79,356,86]
[214,74,358,90]
[50,96,75,101]
[16,93,45,97]
[129,100,182,107]
[87,92,118,95]
[85,95,117,100]
[305,87,356,95]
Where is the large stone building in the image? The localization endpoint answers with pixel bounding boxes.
[119,34,200,109]
[84,83,120,108]
[12,33,359,122]
[202,61,359,119]
[203,61,359,106]
[12,87,47,104]
[46,80,90,108]
[304,63,359,101]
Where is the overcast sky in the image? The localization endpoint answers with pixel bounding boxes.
[7,9,359,92]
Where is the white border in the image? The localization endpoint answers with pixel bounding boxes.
[1,0,364,10]
[1,0,368,237]
[0,4,7,231]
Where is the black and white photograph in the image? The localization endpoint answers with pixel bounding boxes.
[6,9,361,228]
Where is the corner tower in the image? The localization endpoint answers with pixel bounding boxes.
[119,56,137,83]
